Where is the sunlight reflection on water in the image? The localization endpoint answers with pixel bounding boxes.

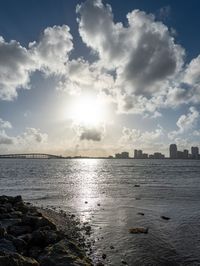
[1,159,200,265]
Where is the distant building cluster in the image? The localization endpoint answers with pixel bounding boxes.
[134,149,165,159]
[115,152,129,159]
[113,144,200,159]
[169,144,199,159]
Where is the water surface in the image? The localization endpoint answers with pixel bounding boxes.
[0,159,200,265]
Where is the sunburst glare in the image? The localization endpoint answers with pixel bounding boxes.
[68,95,106,126]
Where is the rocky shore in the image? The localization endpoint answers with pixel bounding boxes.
[0,195,93,266]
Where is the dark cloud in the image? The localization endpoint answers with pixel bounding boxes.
[0,136,13,145]
[80,128,102,141]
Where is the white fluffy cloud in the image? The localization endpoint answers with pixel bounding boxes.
[1,0,200,119]
[0,130,14,145]
[77,0,184,98]
[120,126,164,147]
[0,37,35,100]
[30,25,73,75]
[0,118,12,129]
[75,0,200,116]
[0,126,48,153]
[0,118,13,145]
[168,107,199,139]
[0,25,73,100]
[16,127,48,145]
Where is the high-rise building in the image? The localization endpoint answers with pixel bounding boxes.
[134,149,138,159]
[191,147,199,159]
[137,150,143,159]
[169,144,177,159]
[183,149,189,159]
[177,151,184,159]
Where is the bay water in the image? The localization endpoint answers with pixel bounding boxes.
[0,159,200,265]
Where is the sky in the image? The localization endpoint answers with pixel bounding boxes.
[0,0,200,157]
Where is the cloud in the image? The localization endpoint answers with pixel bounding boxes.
[0,126,48,154]
[168,107,199,139]
[0,25,73,100]
[77,0,184,97]
[80,128,102,141]
[0,37,35,100]
[72,122,105,142]
[30,25,73,75]
[17,127,48,145]
[120,126,164,144]
[184,55,200,85]
[176,107,199,132]
[1,0,200,119]
[0,118,12,129]
[0,118,13,146]
[0,130,14,145]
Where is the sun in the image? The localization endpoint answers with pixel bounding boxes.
[68,95,105,126]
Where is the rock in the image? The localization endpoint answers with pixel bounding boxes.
[110,245,114,249]
[96,262,104,266]
[7,225,32,236]
[97,203,100,206]
[39,239,92,266]
[0,196,9,204]
[28,246,43,259]
[85,201,88,204]
[14,202,29,214]
[161,215,170,220]
[134,184,140,187]
[4,234,15,242]
[31,229,60,247]
[0,218,22,229]
[21,215,41,228]
[18,233,32,244]
[13,195,23,204]
[0,239,16,253]
[129,227,148,234]
[3,203,13,212]
[10,211,23,218]
[0,253,39,266]
[137,212,144,216]
[0,195,92,266]
[0,213,12,220]
[35,216,56,230]
[84,225,91,236]
[121,259,127,264]
[0,207,7,214]
[0,225,6,238]
[102,253,106,260]
[12,237,27,253]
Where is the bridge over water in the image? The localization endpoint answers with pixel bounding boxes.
[0,153,63,159]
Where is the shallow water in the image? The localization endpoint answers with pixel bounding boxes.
[0,159,200,265]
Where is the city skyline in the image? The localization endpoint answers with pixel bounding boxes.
[0,0,200,156]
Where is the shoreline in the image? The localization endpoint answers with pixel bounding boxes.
[0,195,101,266]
